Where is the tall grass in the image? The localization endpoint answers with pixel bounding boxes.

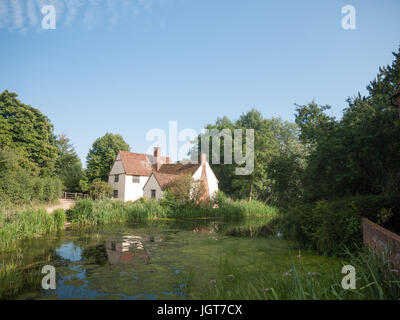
[67,198,168,226]
[67,198,279,226]
[0,208,66,253]
[202,248,400,300]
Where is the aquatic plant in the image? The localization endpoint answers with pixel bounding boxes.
[202,248,400,300]
[68,198,279,226]
[0,207,66,253]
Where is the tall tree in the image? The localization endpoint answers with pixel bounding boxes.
[294,47,400,201]
[86,133,130,182]
[55,134,83,192]
[198,110,295,202]
[0,90,58,176]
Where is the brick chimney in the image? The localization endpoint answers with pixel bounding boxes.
[200,153,210,201]
[200,153,207,165]
[154,147,162,171]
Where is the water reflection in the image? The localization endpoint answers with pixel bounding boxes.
[106,235,156,265]
[56,242,83,262]
[5,218,336,300]
[193,224,219,234]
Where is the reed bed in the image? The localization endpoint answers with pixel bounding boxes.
[201,248,400,300]
[0,208,66,253]
[66,198,279,226]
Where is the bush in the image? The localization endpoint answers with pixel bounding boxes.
[88,181,113,200]
[279,193,400,256]
[166,174,207,205]
[280,199,365,255]
[212,190,228,207]
[0,169,63,206]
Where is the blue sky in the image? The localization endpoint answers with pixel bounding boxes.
[0,0,399,164]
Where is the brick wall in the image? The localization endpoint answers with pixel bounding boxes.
[362,218,400,268]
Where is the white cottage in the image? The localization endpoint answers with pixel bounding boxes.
[108,147,218,202]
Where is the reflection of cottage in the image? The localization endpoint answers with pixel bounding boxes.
[108,147,218,202]
[106,235,151,265]
[193,224,219,234]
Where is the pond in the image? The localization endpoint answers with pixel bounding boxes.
[1,218,342,300]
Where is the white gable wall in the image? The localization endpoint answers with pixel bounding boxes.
[205,162,218,198]
[124,176,149,202]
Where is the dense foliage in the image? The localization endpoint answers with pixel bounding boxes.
[84,133,130,184]
[198,48,400,254]
[198,111,307,204]
[0,91,83,204]
[0,90,58,175]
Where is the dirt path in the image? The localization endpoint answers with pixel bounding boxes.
[45,199,76,214]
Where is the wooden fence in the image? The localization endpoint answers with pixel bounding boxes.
[62,192,89,200]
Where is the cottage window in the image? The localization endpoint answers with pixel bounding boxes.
[113,190,118,198]
[132,176,140,183]
[151,189,156,199]
[114,175,119,183]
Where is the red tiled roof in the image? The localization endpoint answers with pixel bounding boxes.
[156,163,200,176]
[119,151,154,176]
[153,172,179,190]
[118,151,198,177]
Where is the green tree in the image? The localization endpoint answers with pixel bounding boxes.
[267,120,309,208]
[198,110,292,202]
[294,47,400,201]
[55,134,83,192]
[0,90,58,176]
[86,133,130,182]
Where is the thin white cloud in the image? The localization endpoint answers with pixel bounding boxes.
[26,0,38,26]
[0,0,163,32]
[64,0,84,26]
[0,1,11,29]
[10,0,24,30]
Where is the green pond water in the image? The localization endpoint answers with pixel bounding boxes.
[1,218,342,300]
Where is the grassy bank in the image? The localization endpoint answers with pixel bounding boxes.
[201,248,400,300]
[0,207,66,253]
[66,198,279,227]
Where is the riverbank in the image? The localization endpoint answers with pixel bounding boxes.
[66,198,279,227]
[0,198,277,253]
[0,208,66,253]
